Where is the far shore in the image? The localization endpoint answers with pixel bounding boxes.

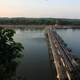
[0,24,80,29]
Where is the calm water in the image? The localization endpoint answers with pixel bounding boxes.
[56,29,80,56]
[14,30,56,80]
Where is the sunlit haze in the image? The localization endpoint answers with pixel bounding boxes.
[0,0,80,19]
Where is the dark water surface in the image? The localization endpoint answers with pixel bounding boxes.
[56,29,80,56]
[14,30,56,80]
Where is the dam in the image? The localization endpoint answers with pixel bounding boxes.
[46,27,80,80]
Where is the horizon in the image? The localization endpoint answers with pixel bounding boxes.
[0,17,80,20]
[0,0,80,19]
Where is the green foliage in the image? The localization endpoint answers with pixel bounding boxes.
[0,18,56,25]
[0,28,24,80]
[0,28,24,63]
[0,18,80,26]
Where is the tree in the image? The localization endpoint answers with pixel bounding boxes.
[0,27,24,80]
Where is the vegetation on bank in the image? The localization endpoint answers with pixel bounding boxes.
[0,28,24,80]
[0,18,80,25]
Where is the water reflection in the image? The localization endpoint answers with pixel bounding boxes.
[14,30,55,80]
[0,60,18,80]
[0,52,23,80]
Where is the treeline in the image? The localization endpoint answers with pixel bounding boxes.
[57,19,80,25]
[0,18,80,25]
[0,18,56,25]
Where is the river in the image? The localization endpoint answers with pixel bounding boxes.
[1,28,80,80]
[13,29,56,80]
[56,29,80,56]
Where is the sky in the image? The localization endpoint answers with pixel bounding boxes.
[0,0,80,19]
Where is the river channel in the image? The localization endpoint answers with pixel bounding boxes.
[14,29,56,80]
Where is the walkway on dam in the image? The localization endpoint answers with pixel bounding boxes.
[47,27,80,80]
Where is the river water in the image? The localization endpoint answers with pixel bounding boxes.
[56,29,80,56]
[14,30,56,80]
[1,28,80,80]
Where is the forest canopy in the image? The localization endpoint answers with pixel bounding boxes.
[0,18,80,25]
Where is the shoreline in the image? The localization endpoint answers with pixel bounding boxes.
[0,25,80,29]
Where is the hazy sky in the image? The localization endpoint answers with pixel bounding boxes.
[0,0,80,18]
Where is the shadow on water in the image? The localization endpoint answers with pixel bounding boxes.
[0,59,18,80]
[0,55,24,80]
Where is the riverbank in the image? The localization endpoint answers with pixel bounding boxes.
[1,25,80,30]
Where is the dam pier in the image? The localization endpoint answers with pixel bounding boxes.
[46,27,80,80]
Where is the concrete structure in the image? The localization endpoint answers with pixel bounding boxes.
[47,27,80,80]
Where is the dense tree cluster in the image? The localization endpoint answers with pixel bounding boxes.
[0,18,80,25]
[57,19,80,25]
[0,18,55,25]
[0,28,24,80]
